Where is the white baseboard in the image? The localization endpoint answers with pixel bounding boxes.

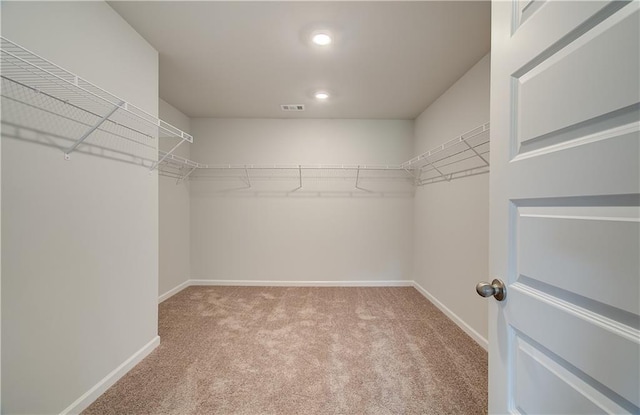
[158,280,190,303]
[189,279,414,287]
[158,279,413,302]
[412,281,488,350]
[60,336,160,415]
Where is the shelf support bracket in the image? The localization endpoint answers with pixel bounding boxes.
[462,140,489,166]
[65,100,124,160]
[423,157,450,182]
[244,165,252,188]
[177,166,198,184]
[150,138,186,172]
[355,166,372,192]
[415,167,423,184]
[291,165,303,192]
[403,168,420,186]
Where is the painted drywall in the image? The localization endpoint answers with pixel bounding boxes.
[413,54,490,344]
[0,3,3,403]
[159,99,191,299]
[0,31,2,409]
[1,2,159,413]
[190,118,415,283]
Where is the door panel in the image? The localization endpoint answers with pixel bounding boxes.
[518,206,639,314]
[514,336,628,414]
[511,130,639,203]
[490,0,640,413]
[515,6,639,147]
[511,1,624,60]
[509,283,639,408]
[514,0,545,30]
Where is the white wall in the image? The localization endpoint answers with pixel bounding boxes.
[190,118,415,283]
[1,2,159,413]
[0,30,2,409]
[413,54,490,346]
[159,99,191,298]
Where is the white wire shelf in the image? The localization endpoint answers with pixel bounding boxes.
[157,150,208,182]
[158,155,414,188]
[158,122,490,188]
[0,37,192,168]
[403,122,490,186]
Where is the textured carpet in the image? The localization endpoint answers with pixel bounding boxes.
[83,286,487,414]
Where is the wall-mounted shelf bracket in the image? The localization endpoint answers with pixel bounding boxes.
[423,157,451,182]
[355,166,377,193]
[244,165,252,188]
[176,166,197,184]
[156,150,207,182]
[462,138,489,166]
[291,165,303,192]
[151,138,187,171]
[64,100,124,160]
[402,167,418,183]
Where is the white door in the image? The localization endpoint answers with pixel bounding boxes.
[489,0,639,413]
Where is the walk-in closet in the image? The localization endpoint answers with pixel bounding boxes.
[2,1,638,414]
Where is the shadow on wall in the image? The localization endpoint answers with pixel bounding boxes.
[1,72,157,169]
[1,122,157,169]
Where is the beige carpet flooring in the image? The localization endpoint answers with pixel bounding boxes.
[84,286,487,414]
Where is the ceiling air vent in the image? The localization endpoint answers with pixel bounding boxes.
[281,104,305,112]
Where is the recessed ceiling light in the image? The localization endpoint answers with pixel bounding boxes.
[312,33,332,46]
[315,91,330,100]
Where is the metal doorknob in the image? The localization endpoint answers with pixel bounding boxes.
[476,279,506,301]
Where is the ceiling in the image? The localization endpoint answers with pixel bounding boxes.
[109,1,490,120]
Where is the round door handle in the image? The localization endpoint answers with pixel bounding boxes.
[476,279,506,301]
